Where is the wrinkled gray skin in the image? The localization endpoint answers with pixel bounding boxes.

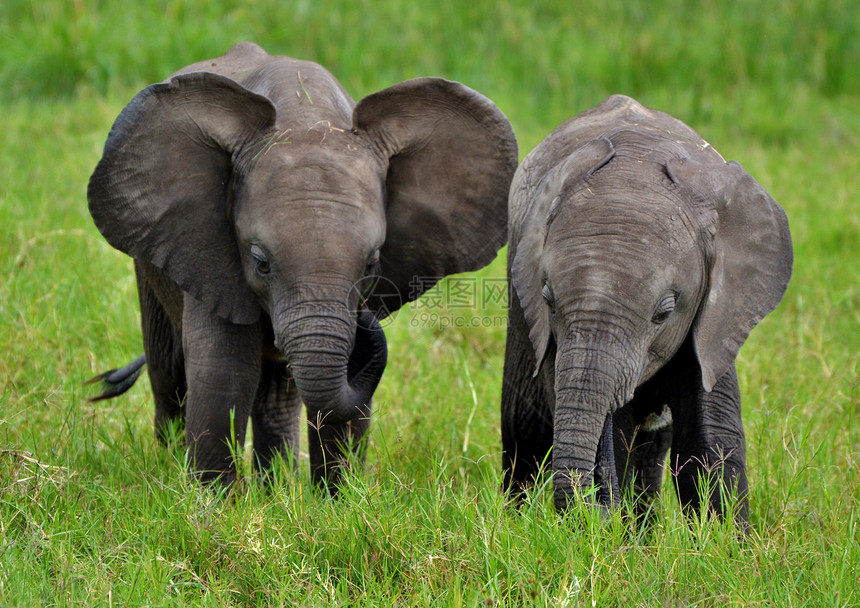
[89,42,517,489]
[502,95,792,526]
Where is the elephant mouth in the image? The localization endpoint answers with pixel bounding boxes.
[263,344,289,363]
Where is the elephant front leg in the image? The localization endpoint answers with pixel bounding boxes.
[670,364,749,529]
[501,293,555,497]
[182,295,261,485]
[136,262,186,444]
[307,402,372,494]
[251,360,302,475]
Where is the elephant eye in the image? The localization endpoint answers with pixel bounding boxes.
[250,245,270,276]
[652,292,677,324]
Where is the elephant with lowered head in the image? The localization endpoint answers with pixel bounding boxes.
[502,95,791,526]
[87,42,517,489]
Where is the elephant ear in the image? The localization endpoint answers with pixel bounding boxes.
[352,78,518,315]
[511,138,616,376]
[666,157,793,391]
[88,72,277,324]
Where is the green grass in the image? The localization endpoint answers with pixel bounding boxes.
[1,1,858,606]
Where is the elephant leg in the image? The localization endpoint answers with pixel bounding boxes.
[501,292,554,496]
[251,360,302,475]
[136,266,186,444]
[307,402,372,494]
[670,363,749,529]
[182,294,261,484]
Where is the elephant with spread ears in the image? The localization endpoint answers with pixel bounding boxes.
[87,42,518,490]
[501,95,792,527]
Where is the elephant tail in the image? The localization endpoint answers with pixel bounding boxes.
[84,354,146,402]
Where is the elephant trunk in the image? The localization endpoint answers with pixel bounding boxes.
[277,299,387,425]
[552,343,633,510]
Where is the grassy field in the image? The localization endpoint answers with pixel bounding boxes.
[1,1,858,606]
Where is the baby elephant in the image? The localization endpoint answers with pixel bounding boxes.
[502,95,792,525]
[88,42,517,489]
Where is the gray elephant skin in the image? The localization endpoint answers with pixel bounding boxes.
[87,42,518,488]
[502,95,792,525]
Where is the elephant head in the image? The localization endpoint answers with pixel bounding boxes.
[508,95,792,509]
[88,42,517,474]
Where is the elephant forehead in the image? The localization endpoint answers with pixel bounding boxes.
[547,244,674,289]
[240,141,384,203]
[544,202,705,294]
[549,188,701,254]
[243,124,377,166]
